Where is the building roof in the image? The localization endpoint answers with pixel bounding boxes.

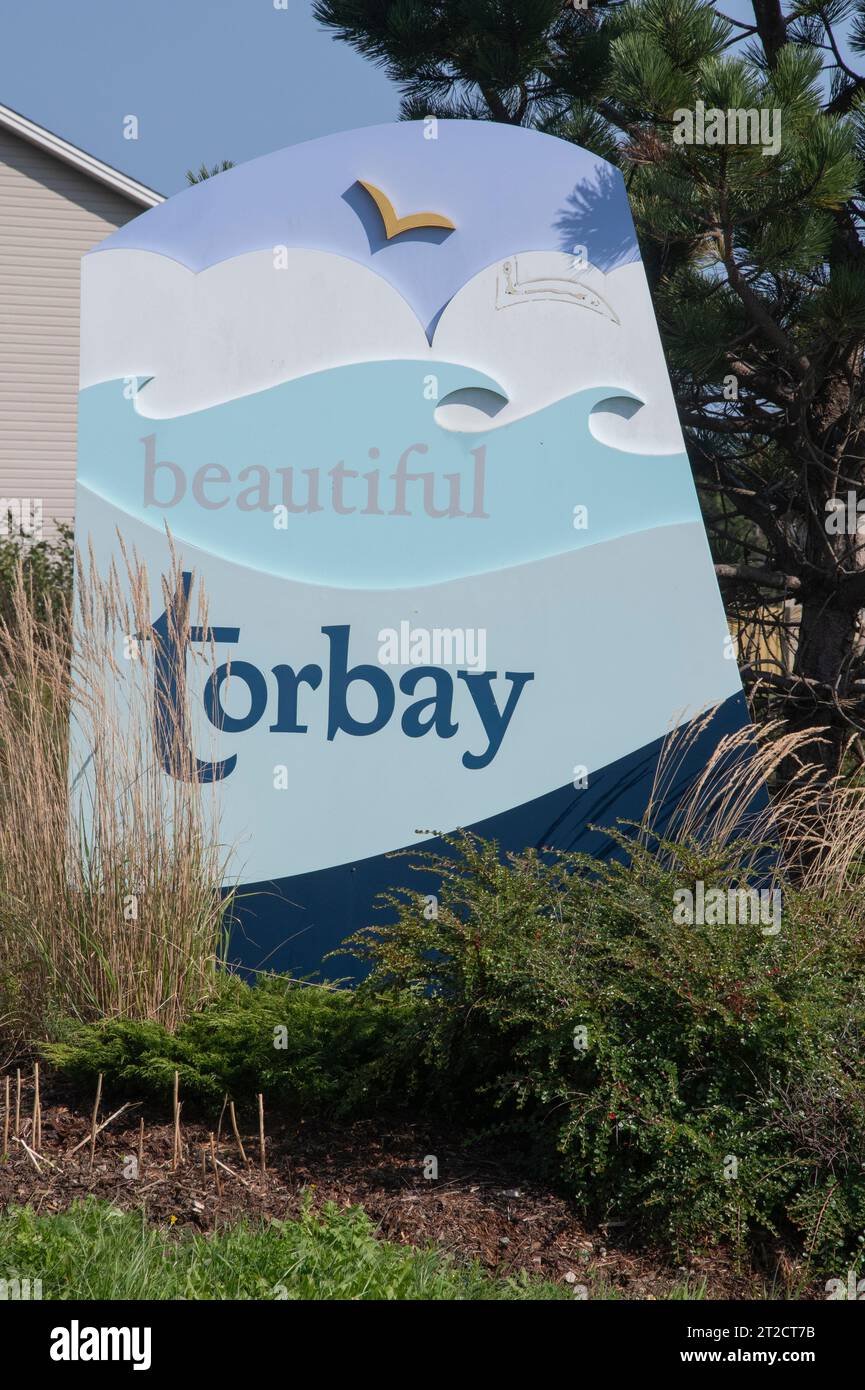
[0,101,163,208]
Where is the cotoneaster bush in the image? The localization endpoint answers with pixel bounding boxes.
[341,832,865,1269]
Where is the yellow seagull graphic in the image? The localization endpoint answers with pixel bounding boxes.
[356,179,456,239]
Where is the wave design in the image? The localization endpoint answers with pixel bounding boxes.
[71,486,742,885]
[74,120,756,978]
[223,692,759,980]
[87,121,640,337]
[77,364,699,588]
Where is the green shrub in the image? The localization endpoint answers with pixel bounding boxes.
[341,833,865,1269]
[0,522,73,633]
[42,831,865,1270]
[42,973,424,1117]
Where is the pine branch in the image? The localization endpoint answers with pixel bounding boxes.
[721,246,811,379]
[715,563,802,592]
[751,0,790,68]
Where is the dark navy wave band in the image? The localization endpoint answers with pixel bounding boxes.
[223,692,762,980]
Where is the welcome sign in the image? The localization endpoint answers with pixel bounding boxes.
[74,120,749,976]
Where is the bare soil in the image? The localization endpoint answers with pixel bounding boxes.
[0,1071,814,1300]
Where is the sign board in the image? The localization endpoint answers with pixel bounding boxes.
[74,120,749,976]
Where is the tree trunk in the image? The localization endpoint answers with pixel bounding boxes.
[795,601,859,692]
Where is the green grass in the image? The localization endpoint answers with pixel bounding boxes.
[0,1198,575,1301]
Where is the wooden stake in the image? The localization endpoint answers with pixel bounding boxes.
[229,1101,248,1167]
[14,1068,20,1139]
[89,1073,103,1178]
[69,1102,138,1156]
[137,1116,144,1178]
[257,1092,266,1174]
[2,1075,9,1159]
[32,1062,41,1152]
[172,1071,180,1171]
[209,1133,222,1196]
[14,1136,57,1173]
[174,1102,183,1169]
[214,1156,252,1189]
[216,1093,228,1149]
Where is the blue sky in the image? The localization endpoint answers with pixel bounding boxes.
[0,0,401,195]
[0,2,856,197]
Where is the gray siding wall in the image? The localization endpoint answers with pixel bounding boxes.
[0,125,140,534]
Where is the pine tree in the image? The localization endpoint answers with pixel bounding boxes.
[316,0,865,775]
[186,160,235,185]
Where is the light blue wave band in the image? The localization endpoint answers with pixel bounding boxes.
[70,488,740,884]
[77,361,701,589]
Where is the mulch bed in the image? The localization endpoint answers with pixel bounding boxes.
[0,1070,805,1299]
